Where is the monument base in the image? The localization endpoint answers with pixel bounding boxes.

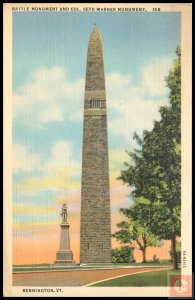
[54,250,74,266]
[53,261,75,266]
[56,250,73,260]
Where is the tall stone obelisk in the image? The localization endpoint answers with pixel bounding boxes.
[80,27,111,264]
[54,203,74,266]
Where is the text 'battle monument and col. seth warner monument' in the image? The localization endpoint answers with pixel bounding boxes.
[54,26,111,266]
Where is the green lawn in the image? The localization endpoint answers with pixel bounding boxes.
[13,265,79,272]
[13,264,50,267]
[90,269,181,287]
[13,261,172,272]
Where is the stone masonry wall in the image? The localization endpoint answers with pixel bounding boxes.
[80,27,111,264]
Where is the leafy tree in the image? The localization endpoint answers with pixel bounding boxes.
[169,241,181,265]
[113,197,162,263]
[119,48,181,269]
[112,246,135,263]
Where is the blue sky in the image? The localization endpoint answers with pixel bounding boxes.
[13,11,181,159]
[12,11,181,263]
[13,12,180,90]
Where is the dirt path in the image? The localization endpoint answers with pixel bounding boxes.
[13,266,171,286]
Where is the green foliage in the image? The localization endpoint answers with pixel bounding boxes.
[152,255,160,264]
[169,241,181,265]
[111,246,135,263]
[117,48,181,269]
[113,197,162,262]
[118,48,181,241]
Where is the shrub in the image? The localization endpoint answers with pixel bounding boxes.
[112,246,135,263]
[152,255,160,264]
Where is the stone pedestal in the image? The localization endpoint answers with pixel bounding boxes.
[54,205,74,266]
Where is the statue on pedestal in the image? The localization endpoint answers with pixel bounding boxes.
[61,203,67,222]
[54,203,74,266]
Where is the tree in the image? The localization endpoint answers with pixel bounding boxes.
[113,197,162,263]
[112,246,135,263]
[119,48,181,269]
[169,241,181,265]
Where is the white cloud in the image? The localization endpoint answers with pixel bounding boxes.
[108,92,167,142]
[13,140,80,177]
[42,106,64,123]
[13,67,84,126]
[70,110,83,122]
[106,58,172,143]
[13,144,41,174]
[106,72,132,97]
[44,140,80,174]
[13,58,173,170]
[13,58,172,138]
[142,58,172,96]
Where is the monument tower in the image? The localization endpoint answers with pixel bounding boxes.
[80,27,111,263]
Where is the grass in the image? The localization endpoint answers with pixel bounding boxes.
[109,260,172,266]
[90,269,181,287]
[13,263,50,267]
[13,265,79,272]
[13,261,172,272]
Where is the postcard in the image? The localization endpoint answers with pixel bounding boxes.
[3,3,192,297]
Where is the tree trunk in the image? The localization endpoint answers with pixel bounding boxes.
[172,235,178,270]
[142,247,146,263]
